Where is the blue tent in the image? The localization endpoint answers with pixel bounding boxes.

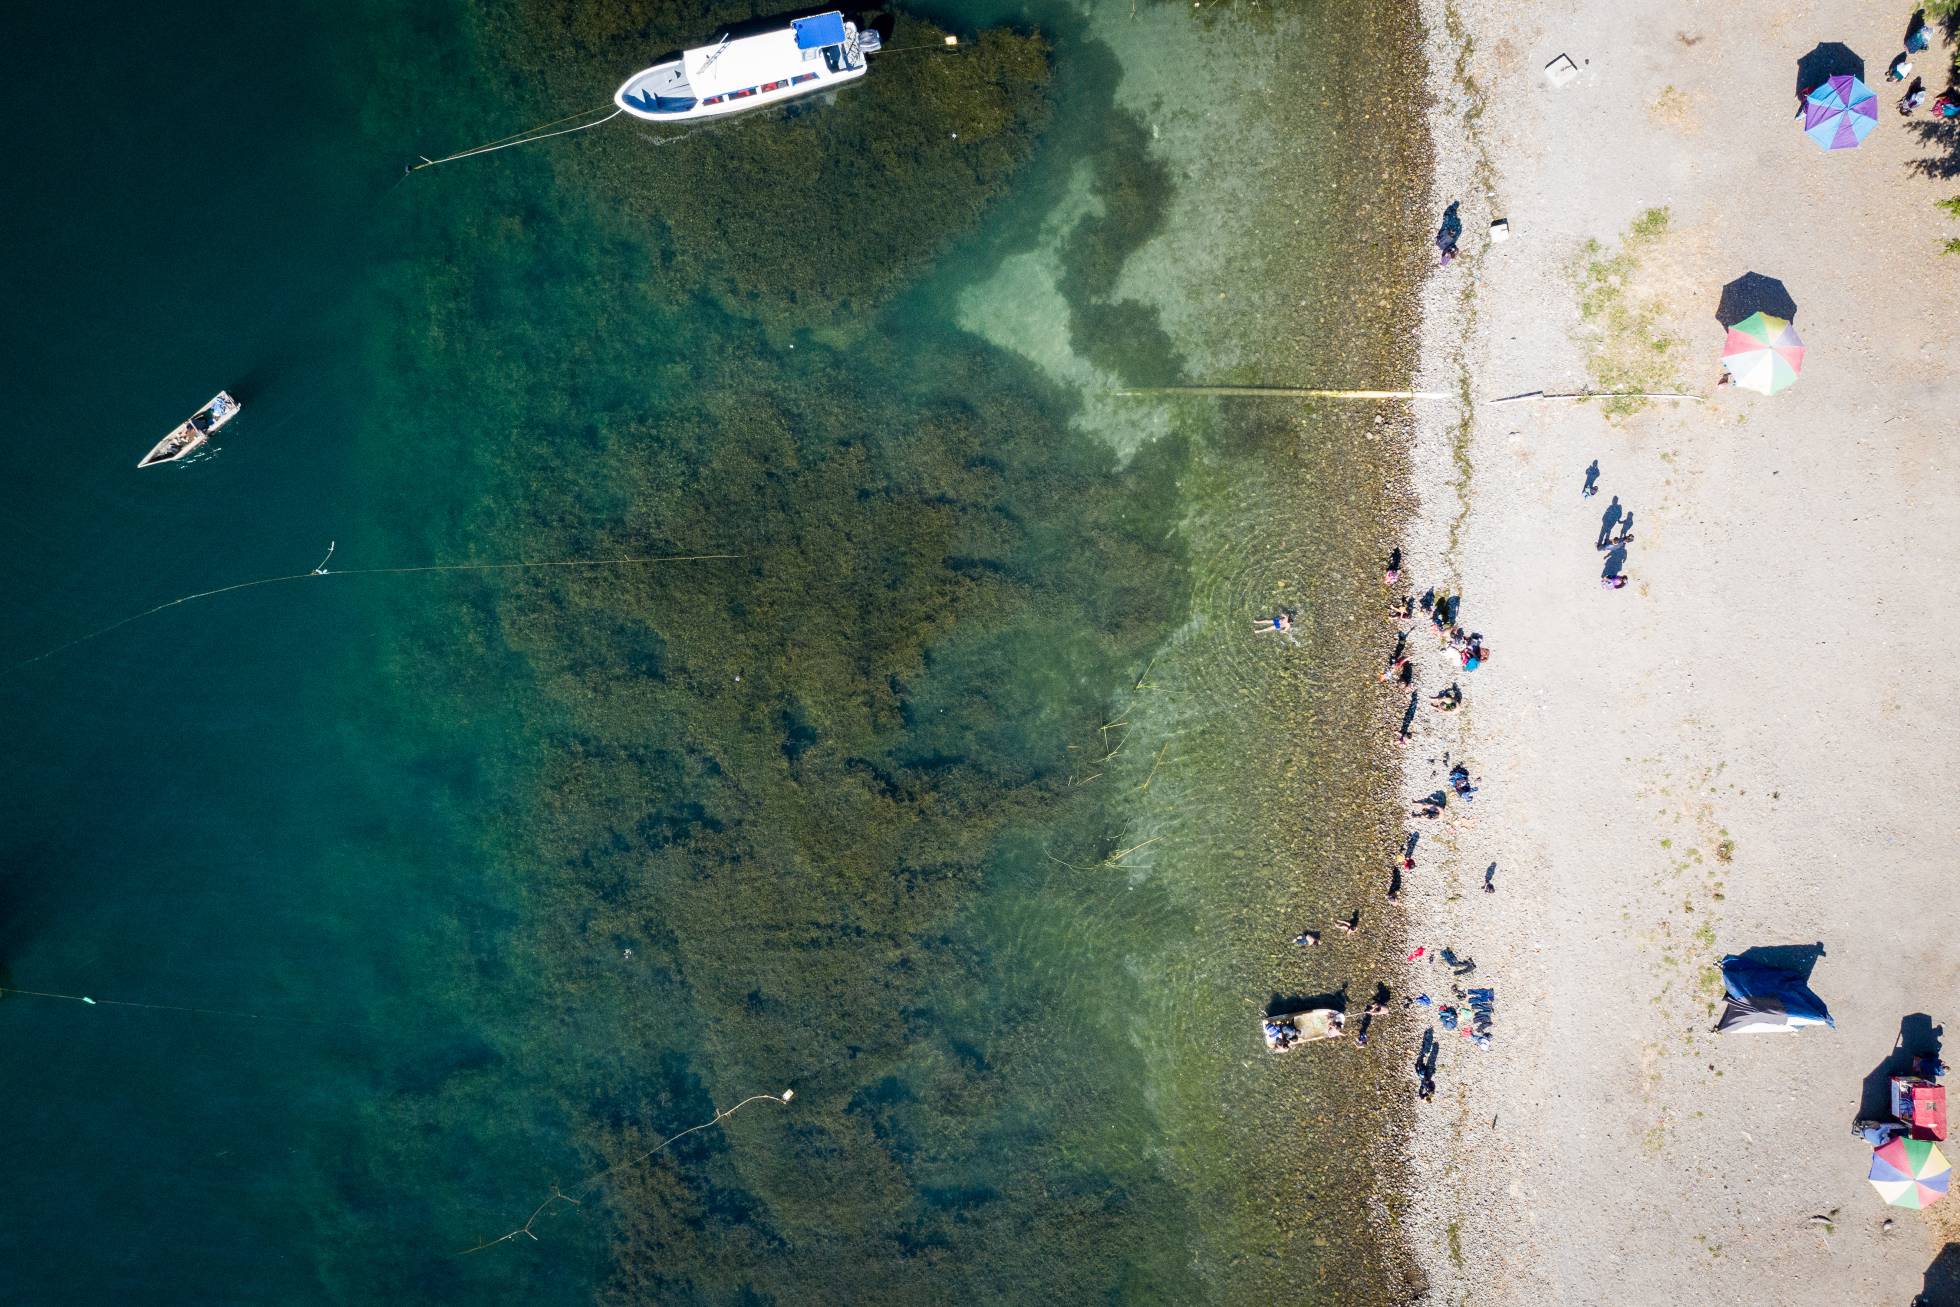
[792,12,848,49]
[1715,953,1834,1034]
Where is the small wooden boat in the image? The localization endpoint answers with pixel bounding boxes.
[1262,1008,1344,1052]
[140,391,239,468]
[614,11,879,124]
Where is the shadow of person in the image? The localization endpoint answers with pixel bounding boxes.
[1582,459,1600,496]
[1918,1242,1960,1306]
[1858,1012,1945,1123]
[1596,494,1622,547]
[1796,41,1866,102]
[1602,544,1628,579]
[1716,272,1799,327]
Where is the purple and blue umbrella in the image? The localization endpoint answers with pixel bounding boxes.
[1802,75,1878,151]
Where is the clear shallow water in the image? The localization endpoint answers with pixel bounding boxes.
[0,1,1423,1302]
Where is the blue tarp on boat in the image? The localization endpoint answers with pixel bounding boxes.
[793,12,848,49]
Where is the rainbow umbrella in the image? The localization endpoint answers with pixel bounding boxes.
[1721,312,1805,394]
[1802,75,1878,150]
[1869,1137,1951,1209]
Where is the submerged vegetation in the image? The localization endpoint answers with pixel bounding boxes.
[478,3,1054,333]
[364,2,1217,1299]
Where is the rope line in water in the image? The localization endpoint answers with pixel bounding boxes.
[459,1091,795,1255]
[409,105,623,172]
[0,985,356,1028]
[10,550,745,673]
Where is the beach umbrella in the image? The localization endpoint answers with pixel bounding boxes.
[1802,75,1879,151]
[1868,1137,1951,1209]
[1721,312,1805,394]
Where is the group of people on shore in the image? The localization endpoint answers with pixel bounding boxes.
[1260,548,1500,1086]
[1887,12,1960,118]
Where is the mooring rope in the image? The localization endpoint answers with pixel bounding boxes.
[459,1090,795,1255]
[0,985,361,1028]
[408,104,623,172]
[9,548,745,673]
[1113,386,1455,400]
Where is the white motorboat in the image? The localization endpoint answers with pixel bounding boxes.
[139,391,240,468]
[614,11,880,123]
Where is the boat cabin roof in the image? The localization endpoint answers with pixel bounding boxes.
[686,22,842,99]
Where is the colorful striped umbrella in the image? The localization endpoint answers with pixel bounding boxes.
[1869,1137,1951,1209]
[1721,312,1805,394]
[1802,75,1879,150]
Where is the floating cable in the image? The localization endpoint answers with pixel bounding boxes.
[0,985,362,1028]
[408,105,623,172]
[9,548,745,673]
[459,1090,796,1255]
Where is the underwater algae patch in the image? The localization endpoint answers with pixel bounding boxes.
[362,5,1231,1300]
[476,0,1054,334]
[489,323,1204,1303]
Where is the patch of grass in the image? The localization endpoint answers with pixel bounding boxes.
[1574,207,1684,417]
[1715,836,1734,863]
[1446,1220,1464,1267]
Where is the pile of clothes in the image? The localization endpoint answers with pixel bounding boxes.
[1434,987,1496,1048]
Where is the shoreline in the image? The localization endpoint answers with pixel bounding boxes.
[1395,2,1960,1303]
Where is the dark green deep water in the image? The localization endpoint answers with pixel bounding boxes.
[0,2,1425,1302]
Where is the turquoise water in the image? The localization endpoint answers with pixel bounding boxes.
[0,2,1423,1301]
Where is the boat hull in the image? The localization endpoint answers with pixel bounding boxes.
[615,63,863,122]
[615,16,870,124]
[140,391,239,468]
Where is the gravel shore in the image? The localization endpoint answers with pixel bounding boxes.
[1394,2,1960,1303]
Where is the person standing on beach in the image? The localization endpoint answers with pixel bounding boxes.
[1582,459,1600,498]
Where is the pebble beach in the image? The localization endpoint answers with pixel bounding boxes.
[1394,1,1960,1302]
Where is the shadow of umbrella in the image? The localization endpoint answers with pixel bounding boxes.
[1717,273,1799,327]
[1796,42,1865,100]
[1920,1242,1960,1306]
